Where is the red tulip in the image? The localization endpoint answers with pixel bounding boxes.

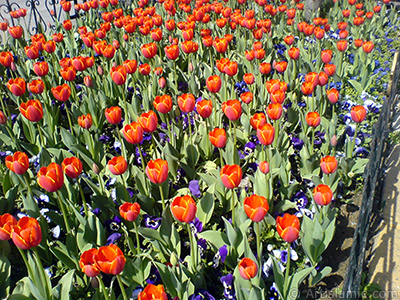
[313,184,333,206]
[164,45,179,60]
[276,213,300,243]
[0,213,17,241]
[257,123,275,146]
[224,61,238,76]
[288,47,300,60]
[52,84,71,102]
[60,66,76,81]
[220,164,242,189]
[362,41,374,53]
[145,159,168,184]
[62,156,83,178]
[108,156,128,175]
[259,62,271,74]
[250,113,266,130]
[337,40,348,52]
[141,43,158,59]
[7,78,26,96]
[119,202,141,222]
[267,103,283,120]
[244,194,269,222]
[139,64,151,75]
[80,248,101,277]
[12,217,42,250]
[28,79,45,94]
[8,26,23,39]
[274,61,287,73]
[238,258,258,280]
[0,111,6,124]
[222,100,242,121]
[306,111,321,127]
[209,128,227,148]
[327,88,339,104]
[197,100,213,119]
[206,75,222,93]
[138,284,168,300]
[321,49,332,64]
[105,106,122,124]
[351,105,367,123]
[123,59,137,74]
[153,95,172,114]
[259,161,270,174]
[110,65,127,85]
[178,93,196,113]
[78,113,93,129]
[138,110,158,133]
[37,163,64,192]
[0,51,14,68]
[320,155,338,174]
[19,100,43,122]
[5,152,29,175]
[243,73,255,85]
[94,244,126,275]
[171,195,197,223]
[123,122,144,144]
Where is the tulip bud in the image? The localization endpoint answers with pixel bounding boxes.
[259,161,270,174]
[330,135,337,147]
[159,77,166,89]
[189,62,193,72]
[0,111,7,124]
[11,62,17,72]
[97,65,103,75]
[84,76,92,87]
[91,277,99,289]
[123,34,128,41]
[170,252,178,266]
[93,163,100,174]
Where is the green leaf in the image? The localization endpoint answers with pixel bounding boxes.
[0,253,11,298]
[196,192,215,225]
[52,270,75,300]
[197,230,230,251]
[311,266,332,286]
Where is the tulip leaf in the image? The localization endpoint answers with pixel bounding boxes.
[51,270,75,300]
[286,266,315,300]
[196,192,215,225]
[311,266,332,286]
[50,241,79,270]
[0,253,10,298]
[348,79,363,94]
[197,230,230,251]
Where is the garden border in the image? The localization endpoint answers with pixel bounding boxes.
[341,48,400,299]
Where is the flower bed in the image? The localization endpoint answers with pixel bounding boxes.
[0,0,399,299]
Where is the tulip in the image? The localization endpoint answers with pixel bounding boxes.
[213,37,228,53]
[19,100,43,122]
[318,72,329,86]
[37,163,64,193]
[181,40,199,54]
[244,194,269,222]
[52,84,71,102]
[62,157,83,179]
[313,184,333,206]
[12,217,42,250]
[238,258,258,280]
[327,88,339,104]
[94,244,126,275]
[224,61,238,77]
[171,195,197,223]
[362,41,374,53]
[206,75,222,93]
[0,213,17,241]
[153,95,172,114]
[0,111,6,124]
[320,155,338,174]
[0,51,14,68]
[145,159,168,184]
[284,35,294,45]
[301,82,314,96]
[158,77,166,89]
[7,78,26,96]
[5,152,29,175]
[305,72,319,88]
[306,112,321,127]
[8,26,23,39]
[28,79,45,94]
[321,49,333,64]
[250,113,266,130]
[138,284,168,300]
[337,40,348,52]
[197,100,213,119]
[139,64,151,75]
[354,39,363,48]
[243,73,255,85]
[137,110,158,133]
[222,100,242,121]
[245,50,255,61]
[259,161,270,174]
[108,156,128,175]
[274,61,287,73]
[259,62,271,74]
[62,20,72,30]
[110,65,127,85]
[105,106,122,124]
[209,128,227,148]
[220,164,242,189]
[324,64,336,77]
[80,248,101,277]
[123,122,143,144]
[60,66,76,81]
[178,93,196,113]
[119,202,141,222]
[288,47,300,60]
[141,43,158,59]
[276,213,300,243]
[164,45,179,60]
[257,123,275,146]
[267,103,283,120]
[351,105,367,123]
[44,40,56,53]
[123,59,137,74]
[72,56,87,72]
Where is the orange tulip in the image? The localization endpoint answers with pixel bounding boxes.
[220,164,242,189]
[259,62,272,74]
[274,61,287,73]
[123,59,137,74]
[7,78,26,96]
[245,50,255,61]
[301,82,314,96]
[213,37,228,53]
[238,258,258,280]
[284,35,294,45]
[362,41,374,53]
[222,100,242,121]
[43,40,56,53]
[60,66,76,81]
[110,65,127,85]
[306,112,321,127]
[145,159,168,184]
[178,93,196,113]
[8,26,23,39]
[224,61,238,76]
[37,162,64,192]
[206,75,222,93]
[0,51,14,68]
[337,40,348,52]
[276,213,300,243]
[28,79,45,94]
[0,213,17,241]
[321,49,332,64]
[318,72,329,86]
[164,45,179,60]
[94,244,126,275]
[209,128,227,148]
[244,194,269,222]
[351,105,367,123]
[270,90,286,104]
[197,100,213,119]
[80,248,101,277]
[72,56,87,72]
[63,20,72,30]
[250,113,266,130]
[0,111,6,124]
[324,64,336,77]
[313,184,333,206]
[141,42,158,59]
[12,217,42,250]
[62,156,83,178]
[19,100,43,122]
[5,152,29,175]
[123,122,144,144]
[257,123,275,146]
[243,73,255,85]
[153,95,172,114]
[327,88,339,104]
[119,202,141,222]
[259,161,270,174]
[320,155,338,174]
[138,110,158,133]
[105,106,122,124]
[78,113,92,129]
[108,156,128,175]
[181,40,199,54]
[139,64,151,75]
[267,103,283,120]
[171,195,197,223]
[52,84,71,102]
[138,284,168,300]
[288,47,300,60]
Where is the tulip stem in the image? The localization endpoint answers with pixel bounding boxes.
[350,124,359,158]
[23,173,33,197]
[159,185,166,212]
[187,113,194,167]
[32,247,52,298]
[133,222,141,255]
[233,121,237,149]
[173,62,178,94]
[116,128,128,160]
[187,223,197,271]
[219,148,224,169]
[18,248,33,279]
[231,189,236,227]
[273,120,279,149]
[64,104,75,137]
[311,128,315,151]
[138,147,147,182]
[97,276,110,300]
[121,83,129,122]
[56,190,71,233]
[205,118,210,157]
[255,222,261,266]
[77,178,89,217]
[36,122,45,148]
[283,243,291,295]
[117,274,129,300]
